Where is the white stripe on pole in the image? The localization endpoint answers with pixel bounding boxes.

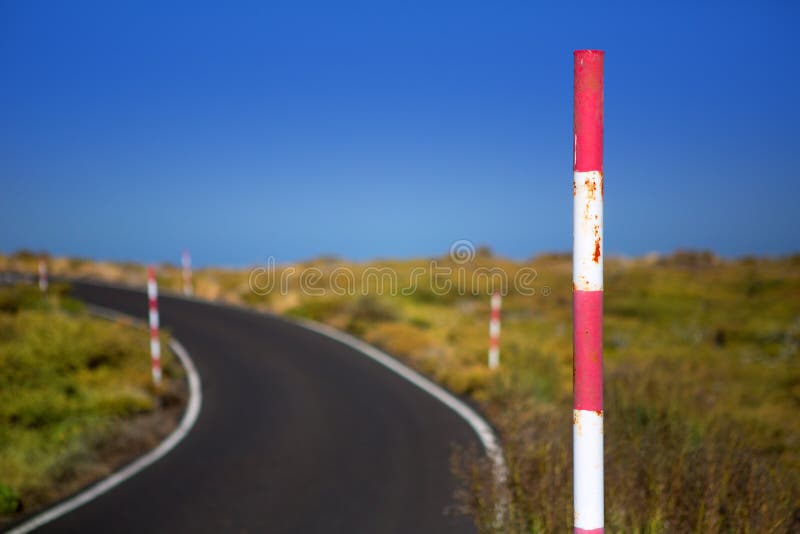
[573,409,604,530]
[150,338,161,360]
[488,291,501,369]
[573,170,604,292]
[147,275,158,302]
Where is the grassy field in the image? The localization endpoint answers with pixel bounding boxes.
[4,250,799,532]
[0,282,186,525]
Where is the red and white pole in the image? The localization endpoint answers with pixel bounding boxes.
[38,259,48,293]
[147,266,162,385]
[573,49,604,533]
[488,291,501,369]
[182,249,193,297]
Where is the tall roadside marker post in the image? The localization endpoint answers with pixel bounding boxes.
[573,49,604,533]
[147,266,162,385]
[488,291,502,369]
[38,259,48,293]
[182,250,193,297]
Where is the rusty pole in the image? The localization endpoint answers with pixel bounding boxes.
[573,49,604,534]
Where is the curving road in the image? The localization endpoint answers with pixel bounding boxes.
[34,281,478,533]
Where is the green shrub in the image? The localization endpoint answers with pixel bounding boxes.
[286,297,348,322]
[0,485,20,514]
[0,283,182,519]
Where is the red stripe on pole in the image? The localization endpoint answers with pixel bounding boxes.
[575,528,604,534]
[574,290,603,411]
[574,50,604,173]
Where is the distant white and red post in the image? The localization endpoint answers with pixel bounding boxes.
[182,250,193,297]
[488,291,501,369]
[38,259,48,293]
[147,266,162,385]
[573,49,604,533]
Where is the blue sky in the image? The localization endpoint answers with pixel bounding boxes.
[1,1,797,266]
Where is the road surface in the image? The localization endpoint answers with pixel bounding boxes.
[35,281,478,533]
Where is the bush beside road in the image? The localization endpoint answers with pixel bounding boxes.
[0,283,186,527]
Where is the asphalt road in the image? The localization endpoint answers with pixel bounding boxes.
[36,281,477,533]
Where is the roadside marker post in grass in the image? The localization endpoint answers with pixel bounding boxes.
[573,49,604,533]
[182,250,193,297]
[147,266,162,385]
[488,291,501,369]
[38,259,48,293]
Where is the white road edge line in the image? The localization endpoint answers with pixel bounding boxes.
[7,306,202,534]
[295,317,508,482]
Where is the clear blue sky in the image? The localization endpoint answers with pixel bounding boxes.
[1,1,797,266]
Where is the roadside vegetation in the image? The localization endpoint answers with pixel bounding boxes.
[3,250,798,531]
[0,281,186,526]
